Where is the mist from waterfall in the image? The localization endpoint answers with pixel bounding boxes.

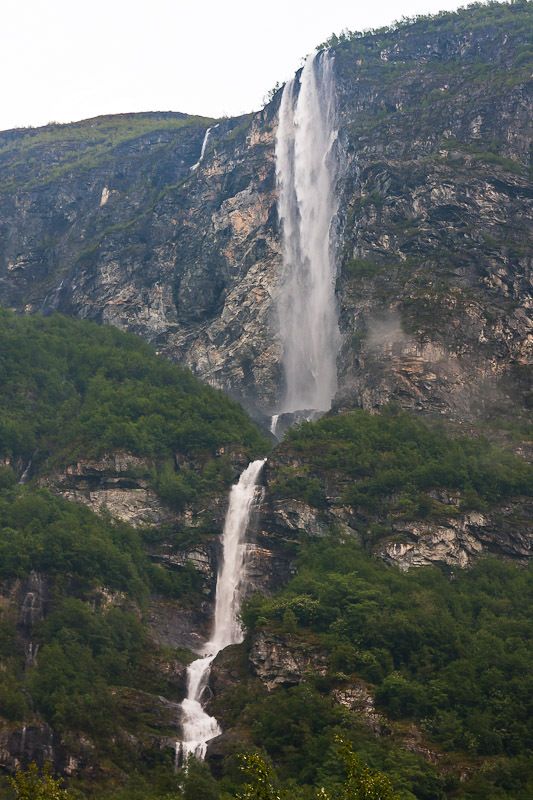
[274,51,340,416]
[177,459,265,764]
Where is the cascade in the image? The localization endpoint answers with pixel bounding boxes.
[177,459,266,765]
[274,51,340,418]
[190,123,218,171]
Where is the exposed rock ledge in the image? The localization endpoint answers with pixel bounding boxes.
[249,631,328,690]
[378,501,532,570]
[248,633,390,737]
[39,452,178,527]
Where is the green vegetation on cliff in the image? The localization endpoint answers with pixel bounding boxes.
[0,112,215,193]
[0,478,202,738]
[0,310,267,506]
[0,312,269,785]
[0,1,532,797]
[241,541,533,799]
[271,408,532,518]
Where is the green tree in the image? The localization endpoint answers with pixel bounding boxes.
[234,745,399,800]
[236,753,282,800]
[320,738,400,800]
[9,763,73,800]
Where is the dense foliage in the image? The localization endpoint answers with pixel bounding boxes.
[272,408,532,519]
[0,313,270,790]
[242,539,533,798]
[234,743,399,800]
[9,763,74,800]
[0,479,205,738]
[0,310,267,505]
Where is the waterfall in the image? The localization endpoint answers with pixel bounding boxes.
[274,51,340,416]
[177,459,266,765]
[190,124,218,171]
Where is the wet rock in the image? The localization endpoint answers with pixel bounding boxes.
[0,722,55,772]
[206,728,252,778]
[0,17,530,422]
[18,571,47,629]
[146,598,211,652]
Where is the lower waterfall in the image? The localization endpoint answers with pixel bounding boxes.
[177,458,266,765]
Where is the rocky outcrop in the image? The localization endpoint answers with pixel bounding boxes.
[18,571,47,631]
[39,452,178,527]
[0,723,55,773]
[249,632,328,690]
[332,682,390,736]
[146,598,211,652]
[113,687,183,751]
[261,440,532,570]
[378,501,533,569]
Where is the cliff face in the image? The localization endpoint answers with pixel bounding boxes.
[259,463,533,572]
[1,4,531,422]
[0,110,281,417]
[334,16,533,419]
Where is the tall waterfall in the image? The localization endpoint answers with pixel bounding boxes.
[274,51,340,415]
[178,459,265,764]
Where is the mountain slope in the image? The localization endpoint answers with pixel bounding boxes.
[0,312,270,786]
[0,2,531,423]
[0,313,531,799]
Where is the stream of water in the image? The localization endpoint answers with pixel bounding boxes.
[177,459,266,765]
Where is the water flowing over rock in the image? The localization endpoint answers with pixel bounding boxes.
[177,459,265,764]
[190,124,218,172]
[274,51,341,415]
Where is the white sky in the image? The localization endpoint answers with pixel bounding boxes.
[1,0,472,131]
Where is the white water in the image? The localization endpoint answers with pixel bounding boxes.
[274,51,340,415]
[177,459,266,765]
[190,124,218,171]
[270,414,280,437]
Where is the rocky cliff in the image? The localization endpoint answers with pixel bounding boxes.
[1,2,531,423]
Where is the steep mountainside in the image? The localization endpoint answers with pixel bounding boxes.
[0,2,531,422]
[0,312,271,781]
[0,313,531,800]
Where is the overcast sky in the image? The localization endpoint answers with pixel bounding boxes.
[2,0,472,131]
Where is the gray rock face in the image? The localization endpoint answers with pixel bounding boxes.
[18,571,47,630]
[249,632,328,690]
[39,452,177,527]
[378,503,533,570]
[0,9,531,422]
[0,723,55,773]
[146,598,212,653]
[332,683,389,735]
[261,449,532,570]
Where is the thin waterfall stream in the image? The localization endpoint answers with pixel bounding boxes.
[190,123,219,172]
[177,459,266,765]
